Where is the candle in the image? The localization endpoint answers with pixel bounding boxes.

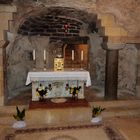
[33,49,36,60]
[72,50,74,60]
[46,51,48,64]
[81,50,83,61]
[44,50,46,60]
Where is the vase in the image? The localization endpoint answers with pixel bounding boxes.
[91,116,102,123]
[12,121,26,129]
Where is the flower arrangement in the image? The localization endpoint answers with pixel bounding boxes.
[65,84,81,99]
[12,106,26,128]
[13,106,25,121]
[92,106,105,117]
[36,83,52,101]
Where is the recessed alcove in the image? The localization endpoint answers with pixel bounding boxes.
[0,3,138,105]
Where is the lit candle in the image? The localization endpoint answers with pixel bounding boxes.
[72,50,74,60]
[81,50,83,61]
[33,49,36,60]
[44,50,46,60]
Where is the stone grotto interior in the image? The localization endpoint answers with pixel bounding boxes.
[0,0,140,140]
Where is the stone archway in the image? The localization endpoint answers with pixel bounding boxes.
[0,2,130,105]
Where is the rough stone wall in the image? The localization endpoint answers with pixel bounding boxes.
[6,36,50,97]
[6,34,137,97]
[89,34,137,94]
[4,0,139,97]
[118,44,137,94]
[89,33,106,87]
[96,0,140,36]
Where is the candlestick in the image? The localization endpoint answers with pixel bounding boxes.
[33,49,36,60]
[72,50,74,60]
[81,50,83,61]
[44,60,47,71]
[44,50,46,61]
[46,51,48,66]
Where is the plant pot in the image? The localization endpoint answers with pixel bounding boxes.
[12,121,26,129]
[91,116,102,123]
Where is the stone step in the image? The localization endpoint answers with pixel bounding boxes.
[102,106,140,118]
[0,100,140,125]
[0,105,28,116]
[89,100,140,108]
[89,100,140,118]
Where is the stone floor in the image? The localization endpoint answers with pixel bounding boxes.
[1,116,140,140]
[1,86,140,140]
[106,116,140,140]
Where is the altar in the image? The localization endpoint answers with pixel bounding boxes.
[26,70,91,101]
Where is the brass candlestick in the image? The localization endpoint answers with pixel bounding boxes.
[44,60,47,71]
[72,60,74,70]
[33,59,36,71]
[80,60,84,70]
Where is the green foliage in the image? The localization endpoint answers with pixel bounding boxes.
[13,106,25,121]
[92,106,105,117]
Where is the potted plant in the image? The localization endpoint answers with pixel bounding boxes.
[12,106,26,128]
[91,106,105,123]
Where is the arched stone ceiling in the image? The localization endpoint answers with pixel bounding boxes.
[18,7,98,36]
[14,0,139,36]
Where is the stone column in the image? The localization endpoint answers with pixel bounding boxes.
[102,43,125,100]
[0,41,8,106]
[105,49,118,100]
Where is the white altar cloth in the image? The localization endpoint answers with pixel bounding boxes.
[26,70,91,87]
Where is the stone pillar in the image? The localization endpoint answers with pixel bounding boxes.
[0,5,16,106]
[0,41,8,106]
[105,50,118,100]
[102,43,125,100]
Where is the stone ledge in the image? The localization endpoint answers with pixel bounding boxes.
[26,107,92,125]
[0,5,16,12]
[102,42,126,50]
[103,36,140,44]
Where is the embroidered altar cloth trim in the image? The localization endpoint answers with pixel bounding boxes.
[26,71,91,87]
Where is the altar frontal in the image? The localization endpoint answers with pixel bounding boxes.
[26,71,91,101]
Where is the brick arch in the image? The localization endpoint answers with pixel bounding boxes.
[16,7,128,44]
[17,7,98,37]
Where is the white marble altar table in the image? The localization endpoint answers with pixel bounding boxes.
[26,70,91,86]
[26,70,91,101]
